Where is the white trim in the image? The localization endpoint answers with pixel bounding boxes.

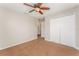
[0,38,35,50]
[73,46,79,50]
[45,39,79,50]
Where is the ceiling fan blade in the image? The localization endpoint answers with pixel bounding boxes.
[29,9,35,13]
[37,3,43,6]
[24,3,34,8]
[34,3,42,7]
[39,10,43,15]
[40,7,50,10]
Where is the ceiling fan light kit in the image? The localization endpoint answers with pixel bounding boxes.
[34,7,40,12]
[24,3,50,15]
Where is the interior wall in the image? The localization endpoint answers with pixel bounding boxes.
[50,15,76,47]
[75,7,79,48]
[44,18,50,40]
[0,8,38,50]
[44,7,76,40]
[44,6,79,49]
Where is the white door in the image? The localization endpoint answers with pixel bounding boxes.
[50,19,60,43]
[60,15,76,47]
[50,15,76,47]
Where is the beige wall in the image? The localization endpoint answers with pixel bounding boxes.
[75,7,79,48]
[0,8,38,50]
[44,6,79,49]
[44,18,50,40]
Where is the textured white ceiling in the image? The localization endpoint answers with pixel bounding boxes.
[0,3,79,18]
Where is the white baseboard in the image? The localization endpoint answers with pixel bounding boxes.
[45,39,79,50]
[0,38,35,50]
[73,46,79,50]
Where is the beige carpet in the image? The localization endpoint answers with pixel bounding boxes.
[0,39,79,56]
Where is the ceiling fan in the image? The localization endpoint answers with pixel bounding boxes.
[24,3,50,15]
